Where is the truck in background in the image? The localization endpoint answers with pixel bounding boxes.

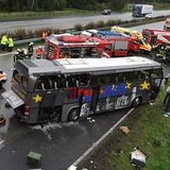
[132,4,153,17]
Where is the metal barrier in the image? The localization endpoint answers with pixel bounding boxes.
[14,37,42,45]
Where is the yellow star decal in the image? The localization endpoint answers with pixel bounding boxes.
[140,81,150,90]
[33,94,42,103]
[126,82,132,89]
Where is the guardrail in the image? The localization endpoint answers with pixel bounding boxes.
[14,37,42,45]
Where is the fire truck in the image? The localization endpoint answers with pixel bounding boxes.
[43,34,108,60]
[142,28,170,46]
[89,34,140,57]
[142,29,170,62]
[111,26,151,53]
[80,30,140,56]
[43,32,140,60]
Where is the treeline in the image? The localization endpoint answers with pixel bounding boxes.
[0,0,169,12]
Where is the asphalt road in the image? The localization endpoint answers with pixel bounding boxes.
[0,20,170,170]
[0,10,170,34]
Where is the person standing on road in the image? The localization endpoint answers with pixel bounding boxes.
[27,42,34,59]
[163,86,170,117]
[0,34,8,51]
[36,46,43,59]
[7,37,14,52]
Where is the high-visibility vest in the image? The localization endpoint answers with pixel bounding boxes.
[8,38,14,47]
[1,35,8,45]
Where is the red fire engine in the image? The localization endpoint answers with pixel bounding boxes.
[43,33,140,60]
[142,29,170,46]
[43,34,108,60]
[90,34,140,57]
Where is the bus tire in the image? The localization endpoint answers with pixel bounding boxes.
[68,108,79,122]
[132,97,142,107]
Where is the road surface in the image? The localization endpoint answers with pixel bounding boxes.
[0,10,169,34]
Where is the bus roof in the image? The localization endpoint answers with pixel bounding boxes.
[15,57,162,76]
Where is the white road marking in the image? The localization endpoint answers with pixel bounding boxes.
[68,108,135,169]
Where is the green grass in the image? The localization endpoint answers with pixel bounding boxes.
[0,9,95,21]
[78,83,170,170]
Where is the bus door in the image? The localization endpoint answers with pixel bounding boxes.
[90,86,100,112]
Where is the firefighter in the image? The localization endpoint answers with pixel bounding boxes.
[1,34,8,51]
[36,46,43,59]
[7,37,14,52]
[27,42,34,59]
[163,86,170,117]
[42,32,47,40]
[13,49,23,63]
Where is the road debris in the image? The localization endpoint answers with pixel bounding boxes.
[119,126,130,134]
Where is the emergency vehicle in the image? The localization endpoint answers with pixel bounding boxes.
[164,18,170,31]
[89,35,140,57]
[111,26,152,53]
[0,69,7,89]
[142,28,170,46]
[43,34,106,60]
[96,30,141,55]
[44,33,140,59]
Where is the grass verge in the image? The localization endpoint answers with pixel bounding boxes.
[0,9,95,22]
[77,82,170,170]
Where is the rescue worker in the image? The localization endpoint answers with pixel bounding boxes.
[13,49,23,63]
[163,86,170,117]
[27,42,34,59]
[42,31,47,40]
[36,46,43,59]
[7,37,14,52]
[1,34,8,51]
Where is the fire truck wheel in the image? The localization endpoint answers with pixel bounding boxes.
[68,108,79,122]
[132,97,142,107]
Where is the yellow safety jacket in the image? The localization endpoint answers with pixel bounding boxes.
[8,38,14,47]
[1,35,8,45]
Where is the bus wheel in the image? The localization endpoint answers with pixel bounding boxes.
[132,97,141,107]
[68,108,79,122]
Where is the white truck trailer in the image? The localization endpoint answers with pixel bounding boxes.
[132,4,153,17]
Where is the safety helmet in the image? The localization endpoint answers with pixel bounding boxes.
[39,46,42,48]
[29,42,33,46]
[17,48,21,52]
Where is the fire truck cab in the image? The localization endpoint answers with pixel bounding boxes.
[142,28,170,46]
